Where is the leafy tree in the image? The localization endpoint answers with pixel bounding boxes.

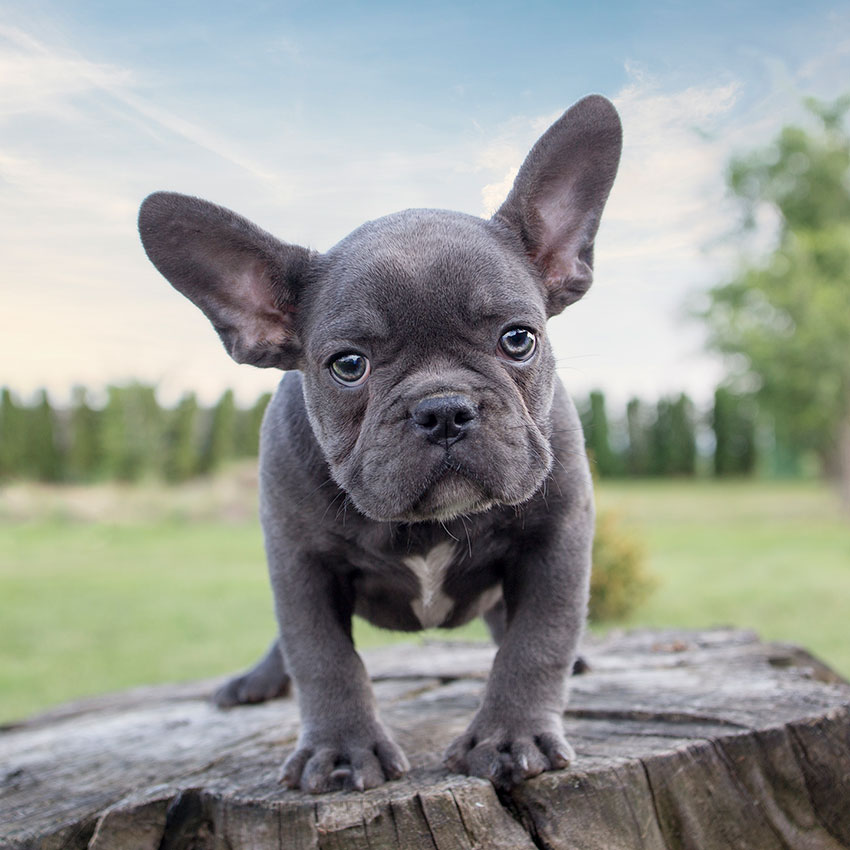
[101,383,164,482]
[67,386,104,481]
[234,391,272,458]
[163,392,200,482]
[25,389,64,482]
[712,387,757,476]
[625,398,652,476]
[583,390,618,477]
[649,398,673,476]
[198,389,237,475]
[668,393,697,476]
[0,388,26,479]
[702,95,850,507]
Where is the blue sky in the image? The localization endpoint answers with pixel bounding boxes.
[2,1,849,405]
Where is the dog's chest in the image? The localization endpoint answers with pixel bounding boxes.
[402,541,456,628]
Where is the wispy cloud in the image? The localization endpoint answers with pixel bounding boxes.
[0,25,133,115]
[606,69,741,255]
[473,67,742,269]
[0,25,284,187]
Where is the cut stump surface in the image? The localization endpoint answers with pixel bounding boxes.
[2,629,849,849]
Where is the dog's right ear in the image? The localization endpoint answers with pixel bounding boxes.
[138,192,313,369]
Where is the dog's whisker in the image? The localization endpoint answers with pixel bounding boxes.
[440,520,460,543]
[321,489,347,523]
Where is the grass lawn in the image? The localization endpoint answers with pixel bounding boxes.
[1,473,847,724]
[594,479,850,676]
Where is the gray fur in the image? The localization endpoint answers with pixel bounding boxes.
[138,94,622,793]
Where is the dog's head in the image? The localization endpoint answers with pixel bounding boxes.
[139,95,621,522]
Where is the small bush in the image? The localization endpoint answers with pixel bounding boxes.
[589,509,654,622]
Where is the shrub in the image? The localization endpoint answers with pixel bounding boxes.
[589,509,654,623]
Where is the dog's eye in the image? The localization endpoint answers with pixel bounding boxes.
[330,353,371,385]
[499,327,536,361]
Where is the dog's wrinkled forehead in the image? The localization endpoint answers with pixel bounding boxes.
[302,209,545,355]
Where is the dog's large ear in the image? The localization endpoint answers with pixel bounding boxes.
[494,95,622,316]
[138,192,313,369]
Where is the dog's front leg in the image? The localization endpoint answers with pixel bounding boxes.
[445,498,592,789]
[268,547,409,793]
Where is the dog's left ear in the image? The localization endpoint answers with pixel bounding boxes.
[494,95,622,316]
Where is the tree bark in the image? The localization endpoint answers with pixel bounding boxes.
[2,629,849,850]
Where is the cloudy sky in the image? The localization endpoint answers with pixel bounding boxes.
[1,0,848,407]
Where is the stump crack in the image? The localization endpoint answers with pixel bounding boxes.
[786,716,850,846]
[497,788,553,850]
[157,788,214,850]
[413,792,440,850]
[63,816,98,850]
[386,796,402,848]
[709,735,796,850]
[448,787,479,849]
[638,757,675,850]
[563,707,750,729]
[613,764,654,850]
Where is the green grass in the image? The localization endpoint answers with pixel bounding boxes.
[0,521,274,722]
[0,476,847,724]
[594,479,850,677]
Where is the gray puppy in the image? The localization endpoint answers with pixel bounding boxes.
[138,94,621,793]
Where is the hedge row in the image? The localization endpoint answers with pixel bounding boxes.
[0,385,270,483]
[0,383,763,483]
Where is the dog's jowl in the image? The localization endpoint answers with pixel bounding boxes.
[138,95,622,793]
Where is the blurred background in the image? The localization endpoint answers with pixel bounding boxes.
[1,0,849,724]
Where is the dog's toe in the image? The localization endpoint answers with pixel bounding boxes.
[279,737,409,793]
[445,721,574,789]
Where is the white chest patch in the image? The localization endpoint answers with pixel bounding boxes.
[402,541,456,628]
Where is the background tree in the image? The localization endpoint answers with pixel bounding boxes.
[101,384,164,482]
[649,398,673,476]
[24,390,64,482]
[712,387,757,476]
[668,393,697,476]
[198,389,237,475]
[233,392,271,458]
[67,386,104,482]
[581,390,618,477]
[625,398,652,476]
[162,392,200,483]
[702,95,850,508]
[0,388,25,479]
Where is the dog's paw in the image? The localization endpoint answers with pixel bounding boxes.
[213,668,291,708]
[280,734,409,793]
[444,716,574,790]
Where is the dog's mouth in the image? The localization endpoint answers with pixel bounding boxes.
[394,463,495,523]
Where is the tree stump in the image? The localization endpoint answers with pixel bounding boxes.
[2,628,849,849]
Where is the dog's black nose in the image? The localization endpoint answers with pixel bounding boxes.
[412,395,478,446]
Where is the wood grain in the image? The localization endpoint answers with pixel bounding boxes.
[2,629,849,849]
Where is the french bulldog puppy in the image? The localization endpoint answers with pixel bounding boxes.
[138,94,621,793]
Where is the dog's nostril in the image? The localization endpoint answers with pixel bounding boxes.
[412,395,478,444]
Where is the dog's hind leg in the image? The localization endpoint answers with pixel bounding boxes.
[213,638,291,708]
